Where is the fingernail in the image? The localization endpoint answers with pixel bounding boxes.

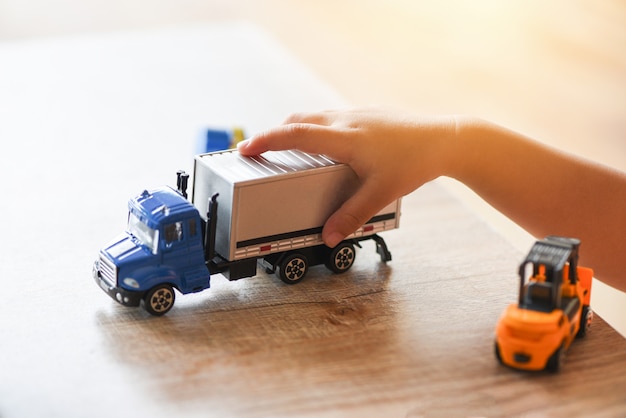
[236,139,250,151]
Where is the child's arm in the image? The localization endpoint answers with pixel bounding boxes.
[238,108,626,292]
[450,117,626,293]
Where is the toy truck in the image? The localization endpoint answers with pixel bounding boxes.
[93,149,401,315]
[494,236,593,372]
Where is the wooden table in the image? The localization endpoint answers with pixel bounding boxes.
[1,23,624,418]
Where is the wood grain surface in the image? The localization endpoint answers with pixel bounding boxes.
[1,19,624,418]
[91,184,626,417]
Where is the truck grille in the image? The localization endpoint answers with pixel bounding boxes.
[99,255,117,287]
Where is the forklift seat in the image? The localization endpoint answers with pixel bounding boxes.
[524,282,553,311]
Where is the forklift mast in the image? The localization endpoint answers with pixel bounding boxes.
[518,237,581,309]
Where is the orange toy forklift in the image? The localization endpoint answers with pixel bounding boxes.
[495,236,593,372]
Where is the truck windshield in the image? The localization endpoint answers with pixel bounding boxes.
[127,212,159,254]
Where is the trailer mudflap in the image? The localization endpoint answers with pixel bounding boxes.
[371,234,392,262]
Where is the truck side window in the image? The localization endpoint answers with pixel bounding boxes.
[164,221,184,244]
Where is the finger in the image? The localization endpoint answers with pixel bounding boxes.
[283,110,337,126]
[322,180,396,248]
[238,123,354,162]
[238,123,331,155]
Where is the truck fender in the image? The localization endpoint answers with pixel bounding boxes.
[135,267,180,294]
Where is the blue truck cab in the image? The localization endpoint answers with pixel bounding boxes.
[93,185,210,315]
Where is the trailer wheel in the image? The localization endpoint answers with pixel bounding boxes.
[326,242,356,274]
[277,253,308,284]
[144,284,175,316]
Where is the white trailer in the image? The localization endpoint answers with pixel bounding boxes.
[192,149,401,283]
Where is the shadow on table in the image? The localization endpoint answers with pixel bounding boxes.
[94,261,413,411]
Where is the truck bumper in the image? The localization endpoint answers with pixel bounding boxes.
[93,261,143,307]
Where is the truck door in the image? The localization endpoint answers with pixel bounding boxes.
[161,218,207,292]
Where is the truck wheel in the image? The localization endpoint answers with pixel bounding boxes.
[277,253,308,284]
[577,306,593,338]
[326,242,356,274]
[545,344,564,373]
[144,284,175,316]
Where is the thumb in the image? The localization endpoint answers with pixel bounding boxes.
[322,181,391,248]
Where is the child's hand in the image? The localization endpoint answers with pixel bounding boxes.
[238,107,456,247]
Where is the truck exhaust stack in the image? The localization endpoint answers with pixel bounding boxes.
[176,170,189,199]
